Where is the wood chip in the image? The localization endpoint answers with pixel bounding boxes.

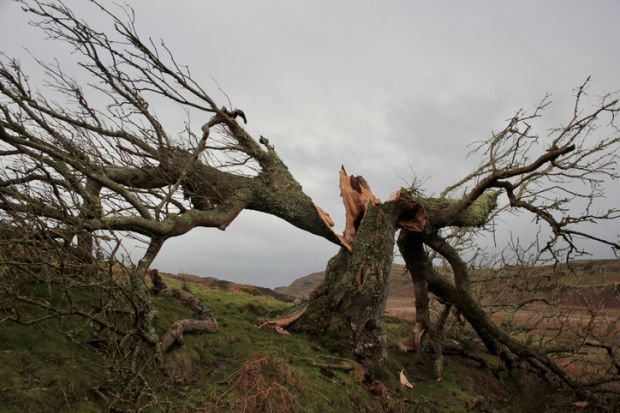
[399,369,414,389]
[257,306,307,329]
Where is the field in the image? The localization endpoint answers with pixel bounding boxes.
[1,258,618,411]
[2,271,608,412]
[279,259,620,397]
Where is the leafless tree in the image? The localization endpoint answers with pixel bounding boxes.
[1,0,619,403]
[397,88,620,398]
[0,0,341,346]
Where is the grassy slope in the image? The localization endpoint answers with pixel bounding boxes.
[1,275,576,413]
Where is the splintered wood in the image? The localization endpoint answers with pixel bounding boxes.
[314,168,427,252]
[399,369,414,389]
[258,306,307,335]
[313,167,382,251]
[314,204,335,228]
[314,204,351,250]
[340,166,381,245]
[390,189,427,232]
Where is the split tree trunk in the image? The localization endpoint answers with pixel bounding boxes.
[291,174,496,366]
[294,202,399,364]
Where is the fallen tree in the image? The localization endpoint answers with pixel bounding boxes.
[1,0,619,403]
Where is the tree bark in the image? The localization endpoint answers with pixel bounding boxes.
[293,175,496,365]
[149,269,218,352]
[294,202,399,364]
[396,232,446,379]
[397,230,588,396]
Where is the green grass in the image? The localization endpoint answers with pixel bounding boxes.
[1,275,517,412]
[151,279,383,412]
[0,311,102,412]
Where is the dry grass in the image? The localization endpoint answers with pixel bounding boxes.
[208,354,306,413]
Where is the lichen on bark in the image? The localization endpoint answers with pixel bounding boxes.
[294,202,399,363]
[400,189,499,229]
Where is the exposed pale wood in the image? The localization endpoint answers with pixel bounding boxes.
[314,204,335,228]
[314,204,351,251]
[258,306,307,332]
[339,166,381,244]
[399,370,414,388]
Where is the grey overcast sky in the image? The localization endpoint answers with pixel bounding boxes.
[1,1,619,287]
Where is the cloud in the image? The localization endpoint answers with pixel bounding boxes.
[1,0,618,287]
[152,211,339,288]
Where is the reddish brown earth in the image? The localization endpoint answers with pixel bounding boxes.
[275,259,620,322]
[275,258,620,388]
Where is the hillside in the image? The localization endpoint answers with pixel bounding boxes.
[275,264,411,299]
[4,270,606,412]
[276,258,620,320]
[169,272,295,302]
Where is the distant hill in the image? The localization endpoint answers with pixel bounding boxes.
[168,273,296,302]
[275,263,417,319]
[274,271,325,299]
[275,258,620,321]
[161,257,620,322]
[275,264,412,299]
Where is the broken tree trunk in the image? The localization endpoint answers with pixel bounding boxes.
[294,200,399,364]
[292,168,402,364]
[292,169,492,365]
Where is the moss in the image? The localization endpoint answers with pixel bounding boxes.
[403,190,499,228]
[296,203,398,363]
[457,191,499,227]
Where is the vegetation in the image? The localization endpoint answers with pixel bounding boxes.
[1,0,619,411]
[2,272,608,412]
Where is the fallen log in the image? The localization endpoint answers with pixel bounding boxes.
[149,269,218,352]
